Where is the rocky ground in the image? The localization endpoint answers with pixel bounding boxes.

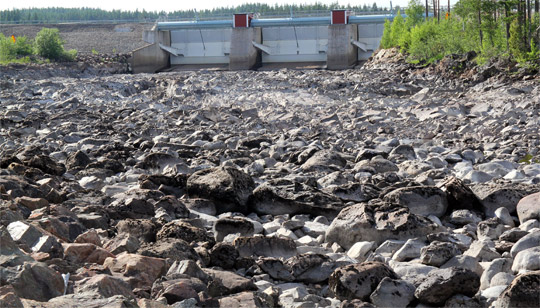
[0,51,539,308]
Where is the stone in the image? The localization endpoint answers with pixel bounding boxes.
[346,241,373,262]
[8,262,65,301]
[414,267,480,306]
[441,255,483,277]
[449,209,482,225]
[392,238,426,262]
[152,278,203,304]
[204,268,257,295]
[234,235,297,259]
[103,253,167,289]
[186,166,255,214]
[328,261,398,301]
[0,285,23,308]
[213,217,255,242]
[65,150,91,170]
[103,232,140,254]
[167,260,209,282]
[249,179,345,219]
[473,185,531,217]
[494,207,515,227]
[373,239,405,257]
[15,196,49,211]
[74,229,102,246]
[464,240,501,261]
[285,253,344,283]
[63,243,114,265]
[209,242,239,270]
[74,274,135,298]
[369,277,415,308]
[156,220,212,244]
[326,202,442,249]
[217,291,270,308]
[420,241,461,267]
[477,217,510,240]
[511,247,540,274]
[138,238,200,263]
[0,226,33,267]
[383,186,448,217]
[480,258,513,290]
[437,176,483,212]
[490,272,515,287]
[493,270,540,308]
[510,230,540,257]
[516,192,540,223]
[323,183,380,203]
[301,149,347,172]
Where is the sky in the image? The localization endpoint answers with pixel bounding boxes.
[0,0,460,12]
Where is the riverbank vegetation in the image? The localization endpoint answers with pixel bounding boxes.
[0,28,76,64]
[381,0,540,66]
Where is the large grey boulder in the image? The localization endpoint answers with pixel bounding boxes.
[249,179,344,219]
[383,186,448,217]
[187,166,255,214]
[325,201,443,249]
[414,267,480,306]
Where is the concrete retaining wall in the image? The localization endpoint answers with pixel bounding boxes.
[327,24,358,69]
[229,27,262,70]
[130,30,170,73]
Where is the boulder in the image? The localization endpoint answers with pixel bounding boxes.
[213,217,255,242]
[8,262,65,301]
[516,192,540,223]
[437,176,483,213]
[103,253,167,289]
[325,202,442,249]
[249,179,345,219]
[301,149,347,172]
[420,241,461,267]
[511,247,540,274]
[234,235,297,259]
[493,270,540,308]
[203,268,257,295]
[369,277,415,308]
[383,186,448,217]
[74,274,135,299]
[63,243,114,265]
[328,261,398,301]
[186,166,255,214]
[414,267,480,306]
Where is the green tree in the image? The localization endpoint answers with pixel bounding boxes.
[405,0,425,28]
[390,10,406,47]
[34,28,65,60]
[380,19,393,48]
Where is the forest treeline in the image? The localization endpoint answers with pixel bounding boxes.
[381,0,540,65]
[0,3,390,24]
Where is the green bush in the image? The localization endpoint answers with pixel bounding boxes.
[0,33,33,62]
[34,28,65,60]
[0,33,16,61]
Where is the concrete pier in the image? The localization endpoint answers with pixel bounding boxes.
[229,27,262,70]
[130,30,170,73]
[327,24,358,70]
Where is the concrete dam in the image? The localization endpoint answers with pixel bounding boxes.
[131,10,394,73]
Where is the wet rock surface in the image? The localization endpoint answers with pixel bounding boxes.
[1,49,539,307]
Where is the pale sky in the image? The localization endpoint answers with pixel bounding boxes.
[0,0,459,12]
